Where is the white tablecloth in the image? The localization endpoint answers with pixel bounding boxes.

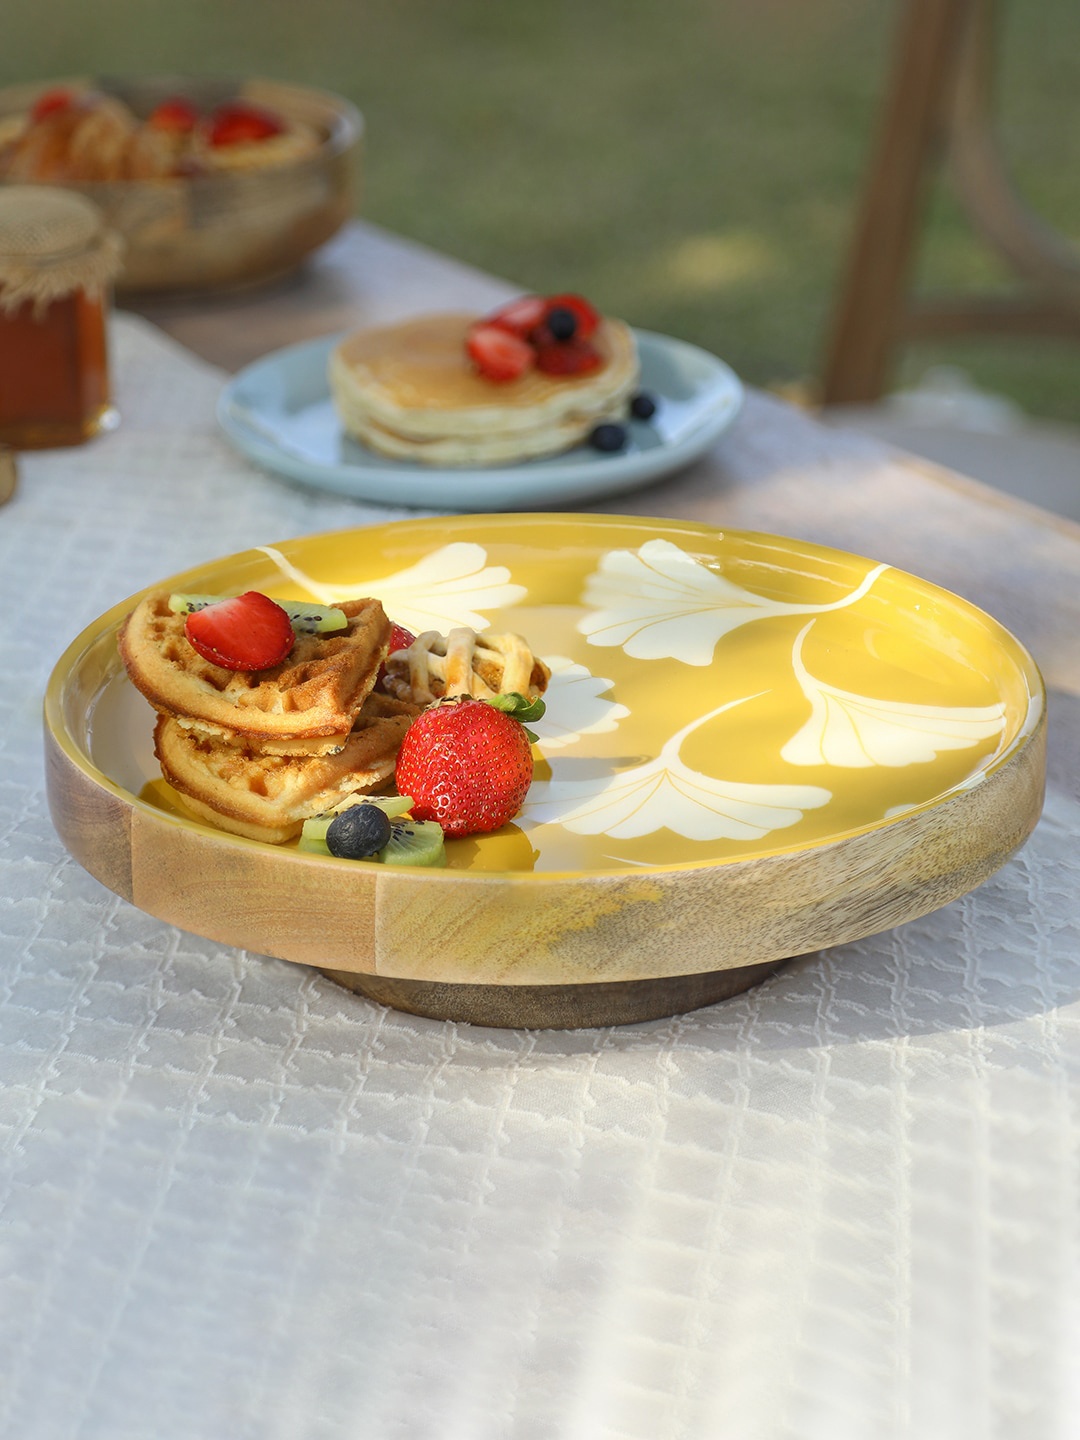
[3,316,1079,1440]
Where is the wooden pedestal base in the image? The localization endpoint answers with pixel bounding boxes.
[319,959,790,1030]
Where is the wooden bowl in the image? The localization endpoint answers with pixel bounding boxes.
[0,76,360,296]
[44,515,1046,1028]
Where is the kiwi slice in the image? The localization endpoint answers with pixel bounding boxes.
[380,817,446,868]
[298,796,445,866]
[168,592,348,634]
[299,794,415,850]
[298,810,445,866]
[330,793,415,819]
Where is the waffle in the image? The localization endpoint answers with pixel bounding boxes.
[328,312,639,467]
[154,691,421,843]
[381,627,550,707]
[119,592,390,754]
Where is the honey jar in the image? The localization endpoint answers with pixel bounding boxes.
[0,186,123,448]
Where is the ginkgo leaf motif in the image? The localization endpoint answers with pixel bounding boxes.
[529,657,630,751]
[577,538,890,664]
[256,542,526,633]
[521,695,832,841]
[781,623,1007,768]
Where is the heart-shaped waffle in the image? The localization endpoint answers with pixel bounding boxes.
[119,592,391,754]
[154,691,421,843]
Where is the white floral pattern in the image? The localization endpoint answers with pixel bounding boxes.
[529,657,629,751]
[522,697,832,841]
[246,534,1024,856]
[577,538,890,665]
[781,623,1008,768]
[257,542,526,632]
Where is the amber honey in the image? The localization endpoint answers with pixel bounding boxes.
[0,289,114,448]
[0,185,122,450]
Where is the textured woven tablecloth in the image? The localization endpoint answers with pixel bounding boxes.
[2,315,1079,1440]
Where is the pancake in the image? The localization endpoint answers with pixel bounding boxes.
[119,592,390,753]
[154,692,421,843]
[346,411,597,467]
[328,312,639,466]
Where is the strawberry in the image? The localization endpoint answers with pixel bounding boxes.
[206,101,285,148]
[376,621,417,689]
[534,338,603,376]
[184,591,295,671]
[30,88,75,123]
[543,293,601,340]
[147,96,199,133]
[484,294,547,339]
[395,694,544,838]
[466,323,534,383]
[387,622,417,655]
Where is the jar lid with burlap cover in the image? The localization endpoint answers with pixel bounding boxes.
[0,185,124,315]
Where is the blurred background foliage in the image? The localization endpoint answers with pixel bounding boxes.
[3,0,1078,420]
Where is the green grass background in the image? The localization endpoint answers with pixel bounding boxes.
[4,0,1078,420]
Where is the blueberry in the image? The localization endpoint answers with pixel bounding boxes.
[589,422,627,453]
[630,391,657,420]
[326,804,392,859]
[545,306,577,341]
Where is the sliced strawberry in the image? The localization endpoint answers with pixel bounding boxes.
[206,101,285,148]
[147,96,199,133]
[484,295,548,340]
[387,622,417,655]
[466,323,534,382]
[184,592,295,671]
[534,338,603,376]
[376,622,417,689]
[543,293,601,340]
[30,88,75,123]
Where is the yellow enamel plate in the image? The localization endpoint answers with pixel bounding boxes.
[45,515,1045,994]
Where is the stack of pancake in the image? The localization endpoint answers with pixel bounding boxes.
[118,592,420,843]
[328,312,640,466]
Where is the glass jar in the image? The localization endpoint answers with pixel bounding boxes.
[0,186,123,449]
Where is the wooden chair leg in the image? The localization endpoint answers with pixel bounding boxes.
[821,0,974,405]
[945,0,1080,313]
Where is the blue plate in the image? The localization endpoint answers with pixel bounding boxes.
[216,328,743,511]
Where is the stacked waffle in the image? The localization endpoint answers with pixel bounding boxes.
[118,592,418,843]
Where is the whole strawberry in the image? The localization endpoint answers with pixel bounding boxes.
[395,694,544,838]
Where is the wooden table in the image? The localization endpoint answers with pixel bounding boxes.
[130,219,1080,807]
